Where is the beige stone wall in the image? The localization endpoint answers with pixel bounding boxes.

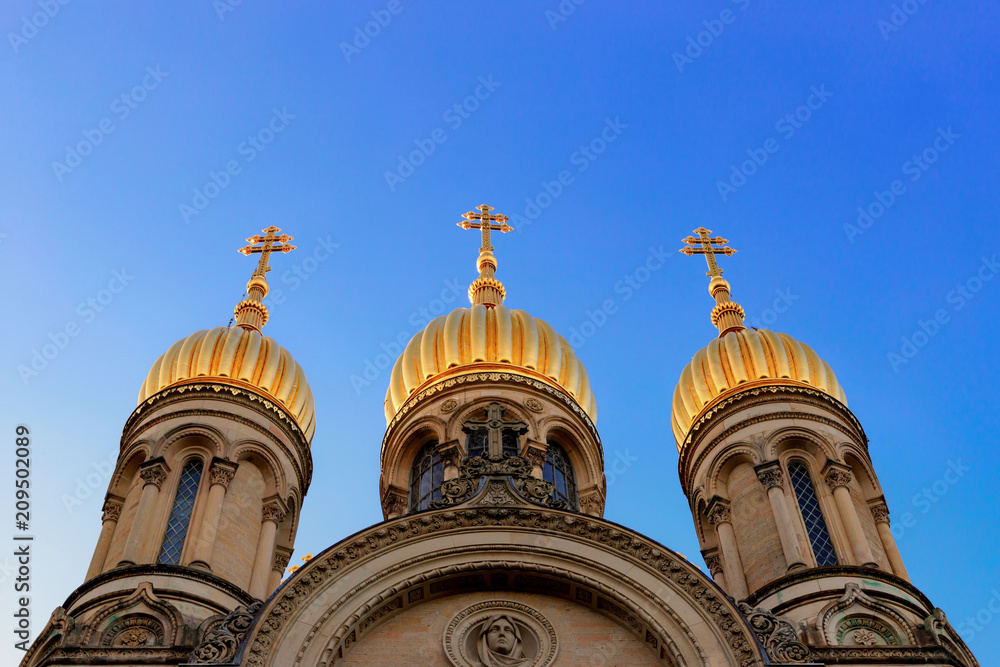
[728,462,784,591]
[212,464,265,590]
[103,473,143,570]
[340,591,662,666]
[850,478,889,570]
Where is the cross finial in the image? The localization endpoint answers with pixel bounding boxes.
[456,204,513,307]
[233,226,297,332]
[680,227,746,338]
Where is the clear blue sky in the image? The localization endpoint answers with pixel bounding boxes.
[2,1,998,662]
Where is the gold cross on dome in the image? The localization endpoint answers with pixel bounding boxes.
[680,227,737,278]
[457,204,513,252]
[238,226,296,277]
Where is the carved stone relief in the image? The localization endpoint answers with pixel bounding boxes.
[444,601,557,667]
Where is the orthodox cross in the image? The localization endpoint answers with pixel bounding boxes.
[679,227,737,278]
[238,226,296,277]
[462,402,527,459]
[457,204,513,252]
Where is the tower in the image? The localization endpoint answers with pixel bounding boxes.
[22,228,315,667]
[673,228,977,665]
[379,205,606,520]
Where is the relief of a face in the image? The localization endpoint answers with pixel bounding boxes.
[487,620,515,655]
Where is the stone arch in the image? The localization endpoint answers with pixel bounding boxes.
[154,423,227,460]
[109,442,151,493]
[819,583,917,646]
[381,416,446,493]
[539,418,602,496]
[704,444,759,499]
[231,439,286,500]
[81,583,183,647]
[766,427,838,464]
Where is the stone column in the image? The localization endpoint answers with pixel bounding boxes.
[269,548,293,593]
[249,499,286,600]
[823,465,877,568]
[381,487,408,519]
[708,499,748,600]
[871,502,909,580]
[118,459,169,567]
[523,440,548,480]
[438,441,464,482]
[755,464,806,571]
[703,551,727,592]
[189,459,238,570]
[87,497,123,579]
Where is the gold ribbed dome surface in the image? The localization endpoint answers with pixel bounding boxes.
[385,305,597,424]
[671,328,846,449]
[139,326,316,441]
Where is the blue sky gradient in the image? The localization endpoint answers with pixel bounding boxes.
[2,1,998,663]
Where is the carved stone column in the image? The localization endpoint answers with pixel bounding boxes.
[87,496,123,579]
[119,458,169,567]
[381,486,408,519]
[823,463,877,568]
[523,439,548,480]
[249,498,286,600]
[269,547,293,593]
[755,463,806,571]
[189,459,238,570]
[703,550,727,591]
[871,502,909,580]
[708,498,748,600]
[437,441,464,482]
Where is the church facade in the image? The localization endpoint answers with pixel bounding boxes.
[20,216,978,666]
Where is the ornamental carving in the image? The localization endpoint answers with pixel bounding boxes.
[273,550,292,572]
[836,616,898,646]
[870,502,890,525]
[704,553,723,575]
[139,461,169,489]
[209,462,237,489]
[432,453,565,511]
[99,616,164,647]
[737,603,810,664]
[824,468,853,490]
[524,398,544,413]
[444,601,558,667]
[382,490,407,517]
[101,498,123,522]
[442,399,460,413]
[707,501,732,525]
[524,447,547,469]
[262,501,286,523]
[579,492,603,516]
[756,467,784,491]
[189,601,264,663]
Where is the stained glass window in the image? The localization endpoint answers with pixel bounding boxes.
[409,441,444,512]
[157,460,203,565]
[543,441,578,510]
[788,461,838,567]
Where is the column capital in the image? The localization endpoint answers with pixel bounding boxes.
[436,440,465,470]
[273,547,293,572]
[707,497,733,525]
[208,458,239,489]
[139,458,170,489]
[579,490,605,517]
[702,550,724,576]
[522,439,549,469]
[261,497,288,524]
[101,496,124,523]
[870,501,890,525]
[823,462,853,490]
[381,486,408,518]
[754,462,785,490]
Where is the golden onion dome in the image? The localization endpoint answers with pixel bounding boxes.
[671,328,847,449]
[384,304,597,424]
[138,326,316,441]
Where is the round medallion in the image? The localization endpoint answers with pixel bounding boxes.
[524,398,544,413]
[444,601,557,667]
[441,399,460,413]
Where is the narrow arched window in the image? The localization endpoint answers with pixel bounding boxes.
[409,441,444,512]
[543,441,578,509]
[788,461,838,567]
[158,460,203,565]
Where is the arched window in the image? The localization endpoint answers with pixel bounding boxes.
[788,461,838,567]
[409,441,444,512]
[158,459,203,565]
[543,441,578,509]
